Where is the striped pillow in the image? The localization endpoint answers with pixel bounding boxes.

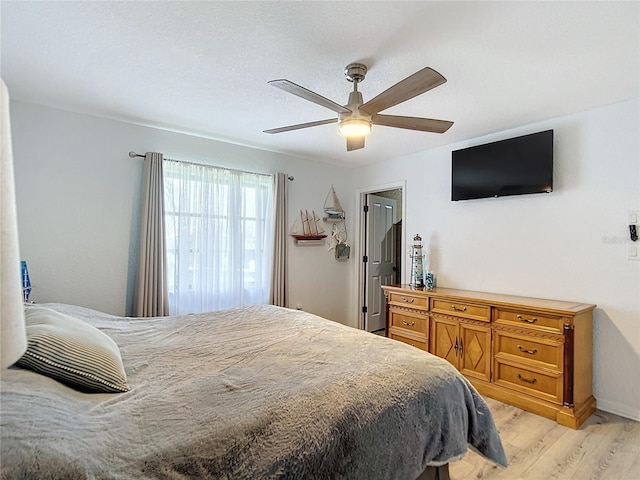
[16,307,129,393]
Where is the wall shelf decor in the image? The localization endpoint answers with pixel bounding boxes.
[323,185,345,221]
[290,210,327,245]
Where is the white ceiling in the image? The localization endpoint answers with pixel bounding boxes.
[1,1,638,167]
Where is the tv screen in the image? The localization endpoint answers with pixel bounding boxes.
[451,130,553,201]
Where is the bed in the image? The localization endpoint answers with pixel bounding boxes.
[0,303,506,479]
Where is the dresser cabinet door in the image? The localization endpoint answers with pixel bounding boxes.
[459,322,492,382]
[431,315,459,367]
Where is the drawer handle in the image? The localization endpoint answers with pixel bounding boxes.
[402,319,416,327]
[402,297,415,303]
[517,345,538,355]
[451,305,467,312]
[517,314,538,324]
[517,373,537,384]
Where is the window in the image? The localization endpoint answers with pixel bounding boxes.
[163,160,274,315]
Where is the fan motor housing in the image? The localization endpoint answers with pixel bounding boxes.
[341,91,371,121]
[345,63,367,83]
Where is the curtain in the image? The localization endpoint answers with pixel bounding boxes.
[164,160,274,315]
[269,172,288,307]
[1,78,27,367]
[133,152,169,317]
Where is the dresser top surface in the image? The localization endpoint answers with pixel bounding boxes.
[382,284,596,315]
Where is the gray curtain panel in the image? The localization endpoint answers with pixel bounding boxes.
[134,152,169,317]
[269,172,288,307]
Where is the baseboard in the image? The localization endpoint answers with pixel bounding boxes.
[596,398,640,422]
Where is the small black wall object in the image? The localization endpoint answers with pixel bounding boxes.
[630,224,638,242]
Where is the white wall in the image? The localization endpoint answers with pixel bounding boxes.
[354,99,640,421]
[10,101,356,324]
[11,98,640,421]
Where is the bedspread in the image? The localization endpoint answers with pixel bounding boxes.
[1,304,506,479]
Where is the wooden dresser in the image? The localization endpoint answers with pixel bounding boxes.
[382,285,596,429]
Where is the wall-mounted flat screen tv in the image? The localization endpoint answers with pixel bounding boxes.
[451,130,553,201]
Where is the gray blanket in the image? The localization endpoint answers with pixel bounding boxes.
[1,304,506,479]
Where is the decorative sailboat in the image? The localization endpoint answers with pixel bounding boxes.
[290,210,327,240]
[323,185,345,220]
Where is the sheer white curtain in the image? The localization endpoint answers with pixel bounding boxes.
[163,160,275,315]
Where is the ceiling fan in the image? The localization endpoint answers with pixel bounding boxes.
[264,63,454,152]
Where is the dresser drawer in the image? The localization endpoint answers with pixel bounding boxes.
[494,359,563,404]
[431,298,490,322]
[389,292,428,309]
[389,330,428,351]
[389,308,428,335]
[494,308,564,333]
[494,330,564,372]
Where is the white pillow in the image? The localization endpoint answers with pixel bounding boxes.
[16,306,129,393]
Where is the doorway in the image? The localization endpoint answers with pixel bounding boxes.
[355,182,405,333]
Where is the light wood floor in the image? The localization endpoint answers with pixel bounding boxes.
[450,398,640,480]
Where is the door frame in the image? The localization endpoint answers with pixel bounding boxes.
[353,181,407,331]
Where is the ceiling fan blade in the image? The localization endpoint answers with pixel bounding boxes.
[372,114,453,133]
[360,67,447,115]
[346,136,365,151]
[268,79,351,114]
[263,118,337,134]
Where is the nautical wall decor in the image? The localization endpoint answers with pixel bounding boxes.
[290,185,350,258]
[324,185,350,260]
[323,185,345,220]
[290,210,327,244]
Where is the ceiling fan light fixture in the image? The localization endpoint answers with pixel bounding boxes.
[266,64,453,151]
[338,118,372,137]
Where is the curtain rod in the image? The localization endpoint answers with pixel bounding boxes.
[128,151,294,181]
